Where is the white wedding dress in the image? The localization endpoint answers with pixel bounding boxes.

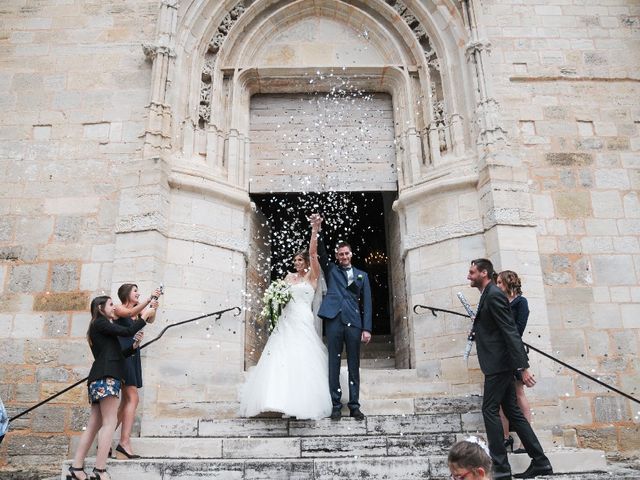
[239,281,332,420]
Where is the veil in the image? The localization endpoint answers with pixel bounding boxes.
[312,271,327,337]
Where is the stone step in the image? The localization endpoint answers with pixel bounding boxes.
[61,449,627,480]
[342,357,396,368]
[128,432,455,459]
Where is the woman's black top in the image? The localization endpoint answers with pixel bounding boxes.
[509,295,529,337]
[87,315,145,385]
[116,316,144,388]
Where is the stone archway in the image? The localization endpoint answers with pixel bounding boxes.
[133,0,507,424]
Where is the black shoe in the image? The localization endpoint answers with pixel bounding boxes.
[504,435,514,452]
[330,408,342,420]
[349,408,365,421]
[513,447,527,454]
[115,443,141,459]
[513,461,553,478]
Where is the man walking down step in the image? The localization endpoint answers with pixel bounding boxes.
[467,258,553,479]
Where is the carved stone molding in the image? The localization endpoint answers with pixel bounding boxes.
[142,43,176,62]
[465,38,491,59]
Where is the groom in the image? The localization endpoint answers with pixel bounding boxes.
[312,214,372,420]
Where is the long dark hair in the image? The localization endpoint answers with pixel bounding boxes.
[87,295,111,346]
[117,283,138,304]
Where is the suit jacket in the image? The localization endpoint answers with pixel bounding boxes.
[474,282,529,376]
[87,315,146,384]
[317,234,372,332]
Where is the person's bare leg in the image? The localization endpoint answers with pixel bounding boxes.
[515,381,532,448]
[70,403,102,479]
[94,395,119,479]
[118,385,139,453]
[499,406,510,440]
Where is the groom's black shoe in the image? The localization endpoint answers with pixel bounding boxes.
[349,408,365,421]
[513,461,553,479]
[330,408,342,420]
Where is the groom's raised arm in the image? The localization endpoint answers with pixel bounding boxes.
[316,231,331,278]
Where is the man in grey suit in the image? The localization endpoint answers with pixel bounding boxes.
[467,258,552,479]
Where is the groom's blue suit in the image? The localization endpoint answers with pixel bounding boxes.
[317,235,372,411]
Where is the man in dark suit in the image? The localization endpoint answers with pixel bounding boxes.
[467,258,552,479]
[314,215,372,420]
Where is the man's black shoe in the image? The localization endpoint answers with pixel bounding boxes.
[349,409,365,421]
[513,461,553,479]
[330,408,342,420]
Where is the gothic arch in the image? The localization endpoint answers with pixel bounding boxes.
[163,0,477,188]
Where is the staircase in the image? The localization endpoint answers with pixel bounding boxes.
[337,333,396,369]
[61,389,638,479]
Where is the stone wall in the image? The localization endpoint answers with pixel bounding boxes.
[0,0,639,476]
[482,0,640,450]
[0,0,159,472]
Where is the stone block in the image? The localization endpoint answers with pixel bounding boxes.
[554,191,592,218]
[51,262,79,291]
[31,404,66,433]
[314,456,431,479]
[53,215,83,242]
[301,436,385,458]
[595,169,630,189]
[199,418,288,437]
[618,425,640,451]
[15,216,54,244]
[244,459,314,479]
[33,291,89,312]
[414,396,482,414]
[8,264,48,293]
[367,413,460,435]
[592,255,636,285]
[223,437,301,459]
[545,152,593,166]
[621,303,640,328]
[591,191,624,218]
[576,426,618,451]
[289,418,367,437]
[387,433,455,456]
[11,313,45,338]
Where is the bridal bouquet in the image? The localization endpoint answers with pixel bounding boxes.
[260,279,292,333]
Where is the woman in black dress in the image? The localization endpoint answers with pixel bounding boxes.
[113,284,159,459]
[496,270,532,454]
[67,296,147,480]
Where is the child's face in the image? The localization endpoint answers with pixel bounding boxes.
[449,463,482,480]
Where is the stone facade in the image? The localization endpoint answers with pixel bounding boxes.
[0,0,638,475]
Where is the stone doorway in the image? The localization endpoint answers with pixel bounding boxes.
[246,191,403,369]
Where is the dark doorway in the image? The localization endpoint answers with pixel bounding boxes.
[251,191,391,335]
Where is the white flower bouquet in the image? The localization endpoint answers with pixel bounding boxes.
[260,279,292,333]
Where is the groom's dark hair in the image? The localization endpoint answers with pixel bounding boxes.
[336,241,352,252]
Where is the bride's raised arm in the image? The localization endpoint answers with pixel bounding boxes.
[307,216,322,285]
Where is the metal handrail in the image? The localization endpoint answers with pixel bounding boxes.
[9,306,242,423]
[413,304,640,405]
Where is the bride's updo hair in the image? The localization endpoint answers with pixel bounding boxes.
[294,249,310,266]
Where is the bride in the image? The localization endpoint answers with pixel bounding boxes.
[239,215,332,419]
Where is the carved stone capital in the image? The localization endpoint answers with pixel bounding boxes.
[465,38,491,59]
[142,43,176,61]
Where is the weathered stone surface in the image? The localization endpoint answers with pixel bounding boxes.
[50,263,79,292]
[414,396,482,414]
[314,456,431,480]
[545,152,593,166]
[301,436,386,458]
[8,264,47,293]
[33,292,89,312]
[367,413,461,435]
[198,418,288,437]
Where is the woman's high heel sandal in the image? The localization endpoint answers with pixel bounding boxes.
[66,466,87,480]
[115,443,141,459]
[503,435,514,452]
[91,467,108,480]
